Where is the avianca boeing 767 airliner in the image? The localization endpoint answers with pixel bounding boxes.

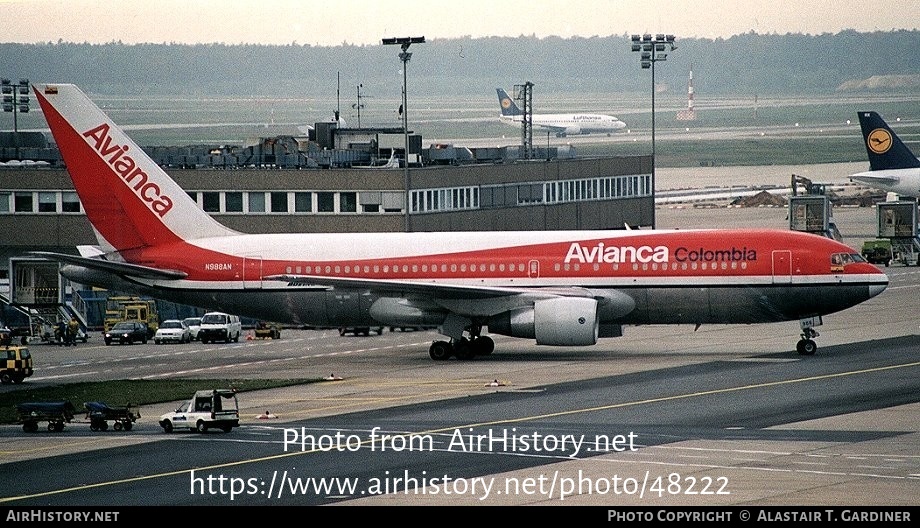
[31,84,887,359]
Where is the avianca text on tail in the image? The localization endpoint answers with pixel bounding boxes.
[32,83,888,361]
[82,123,174,216]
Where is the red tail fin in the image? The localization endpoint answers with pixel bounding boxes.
[33,84,237,252]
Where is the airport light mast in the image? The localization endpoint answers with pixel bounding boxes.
[631,34,676,228]
[353,84,366,128]
[2,78,30,160]
[382,36,425,232]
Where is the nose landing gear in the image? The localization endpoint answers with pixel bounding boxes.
[795,317,822,356]
[796,325,819,356]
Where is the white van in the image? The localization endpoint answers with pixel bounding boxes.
[198,312,241,344]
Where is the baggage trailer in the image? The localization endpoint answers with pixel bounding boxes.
[16,401,75,432]
[84,401,140,432]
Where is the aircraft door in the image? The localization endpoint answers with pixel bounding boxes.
[528,259,540,278]
[771,250,792,284]
[243,257,262,289]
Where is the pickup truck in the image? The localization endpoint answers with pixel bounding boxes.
[159,389,239,433]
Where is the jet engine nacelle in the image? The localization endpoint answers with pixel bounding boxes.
[368,297,446,327]
[564,125,582,136]
[488,297,599,346]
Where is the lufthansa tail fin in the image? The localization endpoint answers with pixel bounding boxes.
[496,88,522,117]
[857,111,920,172]
[32,83,238,253]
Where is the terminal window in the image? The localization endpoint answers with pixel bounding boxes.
[270,192,288,213]
[294,192,312,213]
[248,192,266,213]
[202,192,220,212]
[14,192,32,213]
[317,192,334,213]
[62,192,80,213]
[225,192,243,212]
[38,192,57,213]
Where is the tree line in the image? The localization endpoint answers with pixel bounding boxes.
[1,30,917,97]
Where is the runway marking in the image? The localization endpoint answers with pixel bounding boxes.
[136,342,430,379]
[3,359,919,503]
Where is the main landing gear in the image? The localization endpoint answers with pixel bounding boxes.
[429,324,494,361]
[796,327,818,356]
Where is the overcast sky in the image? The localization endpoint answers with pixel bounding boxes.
[1,0,917,46]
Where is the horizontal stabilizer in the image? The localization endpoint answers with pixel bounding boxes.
[850,172,899,186]
[30,251,188,280]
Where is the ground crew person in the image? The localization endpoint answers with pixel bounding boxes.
[66,317,79,346]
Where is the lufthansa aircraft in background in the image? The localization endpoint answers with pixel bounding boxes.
[31,84,886,359]
[850,111,920,197]
[496,88,627,136]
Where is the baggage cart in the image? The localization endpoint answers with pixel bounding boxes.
[84,401,141,432]
[16,401,75,433]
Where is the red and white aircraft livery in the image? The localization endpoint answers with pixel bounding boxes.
[32,83,887,359]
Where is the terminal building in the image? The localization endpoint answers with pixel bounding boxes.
[0,125,654,330]
[0,124,655,260]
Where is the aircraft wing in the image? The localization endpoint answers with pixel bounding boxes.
[30,251,188,280]
[268,273,589,298]
[265,274,635,317]
[534,123,567,133]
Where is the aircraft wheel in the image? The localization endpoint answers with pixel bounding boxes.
[473,336,494,356]
[796,339,817,356]
[429,341,452,361]
[453,338,475,360]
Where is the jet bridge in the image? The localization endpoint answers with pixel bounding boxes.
[4,257,88,342]
[788,195,842,241]
[877,200,920,266]
[788,174,842,241]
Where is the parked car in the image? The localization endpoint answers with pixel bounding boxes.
[198,312,241,344]
[182,317,202,341]
[154,319,192,344]
[339,326,384,336]
[104,321,149,345]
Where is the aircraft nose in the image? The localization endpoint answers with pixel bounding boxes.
[867,270,889,298]
[869,281,888,298]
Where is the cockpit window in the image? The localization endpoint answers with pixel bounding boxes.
[831,253,865,266]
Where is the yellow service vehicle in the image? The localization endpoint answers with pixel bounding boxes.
[104,296,159,337]
[253,321,281,339]
[1,343,34,384]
